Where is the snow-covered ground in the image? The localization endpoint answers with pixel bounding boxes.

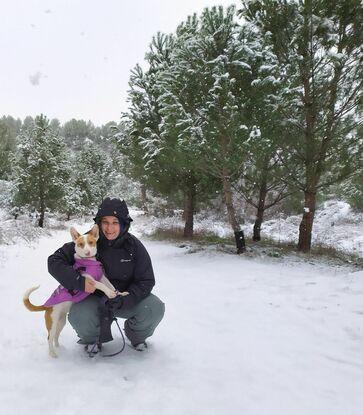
[143,200,363,258]
[0,213,362,415]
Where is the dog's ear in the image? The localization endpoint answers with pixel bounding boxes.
[70,227,80,242]
[89,224,99,240]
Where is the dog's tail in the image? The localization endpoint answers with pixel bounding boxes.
[23,286,47,312]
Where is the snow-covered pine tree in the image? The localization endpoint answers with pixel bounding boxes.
[49,118,61,134]
[0,122,14,179]
[61,119,97,151]
[72,143,116,214]
[154,16,221,237]
[120,32,209,231]
[159,6,250,251]
[12,114,69,227]
[56,149,83,220]
[0,115,22,141]
[22,116,34,131]
[241,0,363,252]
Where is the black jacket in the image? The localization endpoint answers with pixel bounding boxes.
[47,232,155,310]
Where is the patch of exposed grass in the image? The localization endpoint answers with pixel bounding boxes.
[308,244,363,267]
[146,226,363,268]
[148,227,234,245]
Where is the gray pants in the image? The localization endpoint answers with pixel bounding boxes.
[68,294,165,345]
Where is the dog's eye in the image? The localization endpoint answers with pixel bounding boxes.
[77,241,85,248]
[89,240,95,246]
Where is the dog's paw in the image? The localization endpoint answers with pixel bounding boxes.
[120,291,129,297]
[49,350,58,358]
[114,290,129,296]
[106,290,117,299]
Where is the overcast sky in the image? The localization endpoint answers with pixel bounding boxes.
[0,0,238,125]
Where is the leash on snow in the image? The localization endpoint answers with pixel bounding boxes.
[102,318,126,357]
[86,318,126,358]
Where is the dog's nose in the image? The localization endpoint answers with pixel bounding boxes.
[85,250,90,256]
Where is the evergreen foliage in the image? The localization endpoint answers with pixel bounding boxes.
[0,116,21,179]
[72,144,116,213]
[241,0,363,251]
[12,115,70,227]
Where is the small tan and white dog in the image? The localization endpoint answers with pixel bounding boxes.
[23,224,127,358]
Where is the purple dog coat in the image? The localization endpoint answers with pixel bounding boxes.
[43,258,104,307]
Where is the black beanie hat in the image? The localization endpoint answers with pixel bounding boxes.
[93,197,133,225]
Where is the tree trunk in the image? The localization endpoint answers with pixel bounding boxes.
[253,207,264,242]
[140,184,149,214]
[183,176,196,238]
[253,172,268,241]
[38,207,45,227]
[38,186,45,227]
[222,169,239,232]
[298,190,316,252]
[221,168,246,253]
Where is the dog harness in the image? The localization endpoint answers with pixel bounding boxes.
[43,258,104,307]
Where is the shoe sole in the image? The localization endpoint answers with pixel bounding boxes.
[84,344,102,357]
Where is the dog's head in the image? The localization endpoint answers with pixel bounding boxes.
[70,224,99,258]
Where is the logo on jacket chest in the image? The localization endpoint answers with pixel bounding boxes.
[120,259,132,263]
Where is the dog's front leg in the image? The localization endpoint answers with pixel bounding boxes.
[84,275,117,299]
[100,274,116,291]
[100,275,129,297]
[94,281,118,298]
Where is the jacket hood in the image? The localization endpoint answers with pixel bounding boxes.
[94,198,133,248]
[93,197,133,226]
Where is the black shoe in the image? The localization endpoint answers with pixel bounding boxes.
[85,342,102,357]
[132,341,148,352]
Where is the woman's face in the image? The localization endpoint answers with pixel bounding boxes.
[100,216,121,240]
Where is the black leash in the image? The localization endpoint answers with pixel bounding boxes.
[86,318,125,358]
[101,318,126,357]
